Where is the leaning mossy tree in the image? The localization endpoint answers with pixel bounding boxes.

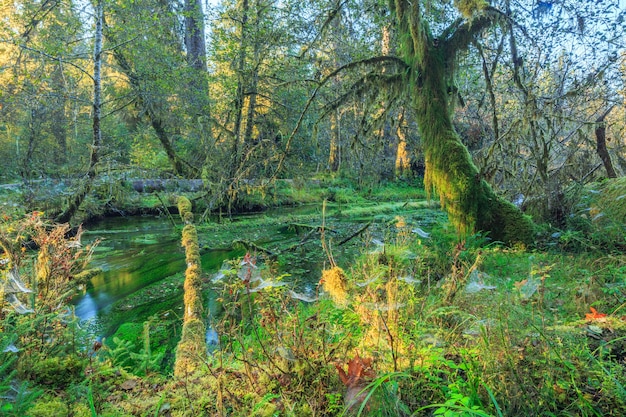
[312,0,534,244]
[392,0,533,244]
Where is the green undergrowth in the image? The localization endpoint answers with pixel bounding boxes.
[562,177,626,250]
[56,223,623,417]
[2,185,626,416]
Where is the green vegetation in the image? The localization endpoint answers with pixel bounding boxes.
[1,0,624,413]
[2,180,625,416]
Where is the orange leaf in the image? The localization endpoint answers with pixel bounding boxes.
[335,354,375,388]
[585,307,607,321]
[513,279,527,290]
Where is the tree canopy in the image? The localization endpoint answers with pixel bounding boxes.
[0,0,624,239]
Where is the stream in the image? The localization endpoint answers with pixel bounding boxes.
[72,202,442,342]
[73,216,243,338]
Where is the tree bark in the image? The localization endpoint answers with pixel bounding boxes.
[392,0,534,244]
[184,0,207,72]
[230,0,250,178]
[328,109,341,172]
[110,48,198,178]
[243,0,261,151]
[50,62,68,164]
[595,105,617,179]
[55,0,103,224]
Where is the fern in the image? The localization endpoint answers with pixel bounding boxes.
[107,337,136,370]
[1,334,42,416]
[129,321,164,375]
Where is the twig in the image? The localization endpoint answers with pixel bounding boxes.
[154,192,176,227]
[338,221,372,246]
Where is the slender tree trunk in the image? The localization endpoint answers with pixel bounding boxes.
[111,49,198,178]
[50,62,68,164]
[55,0,103,224]
[243,0,261,152]
[395,111,410,178]
[328,109,341,172]
[327,9,344,173]
[595,105,617,178]
[380,23,397,179]
[230,0,250,178]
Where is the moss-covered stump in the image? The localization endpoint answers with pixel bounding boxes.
[174,196,207,377]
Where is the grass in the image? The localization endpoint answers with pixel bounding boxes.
[70,221,623,416]
[2,180,626,416]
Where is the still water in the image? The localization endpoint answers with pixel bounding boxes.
[73,216,241,337]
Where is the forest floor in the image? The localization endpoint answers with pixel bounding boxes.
[1,177,626,416]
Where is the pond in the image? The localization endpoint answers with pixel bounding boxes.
[71,206,332,339]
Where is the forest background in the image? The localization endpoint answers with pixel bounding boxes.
[0,0,623,227]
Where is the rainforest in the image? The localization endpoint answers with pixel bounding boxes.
[1,0,626,416]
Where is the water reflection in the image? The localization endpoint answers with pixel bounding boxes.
[74,293,98,321]
[73,217,184,333]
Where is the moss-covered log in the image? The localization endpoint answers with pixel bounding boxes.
[392,0,534,244]
[174,196,207,377]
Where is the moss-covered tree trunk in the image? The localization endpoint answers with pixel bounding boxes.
[392,0,533,244]
[55,0,103,224]
[174,196,207,377]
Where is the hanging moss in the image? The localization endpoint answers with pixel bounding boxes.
[395,0,534,244]
[322,267,348,308]
[177,196,193,223]
[454,0,488,19]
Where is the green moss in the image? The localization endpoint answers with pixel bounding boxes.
[454,0,488,18]
[28,397,68,417]
[174,318,207,377]
[174,200,207,376]
[177,196,192,222]
[24,355,86,389]
[407,19,533,245]
[112,322,144,344]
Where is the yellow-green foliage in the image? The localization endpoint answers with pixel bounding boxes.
[181,224,200,264]
[322,267,348,307]
[174,318,207,377]
[20,355,85,389]
[454,0,488,19]
[177,196,193,223]
[35,244,51,284]
[28,397,68,417]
